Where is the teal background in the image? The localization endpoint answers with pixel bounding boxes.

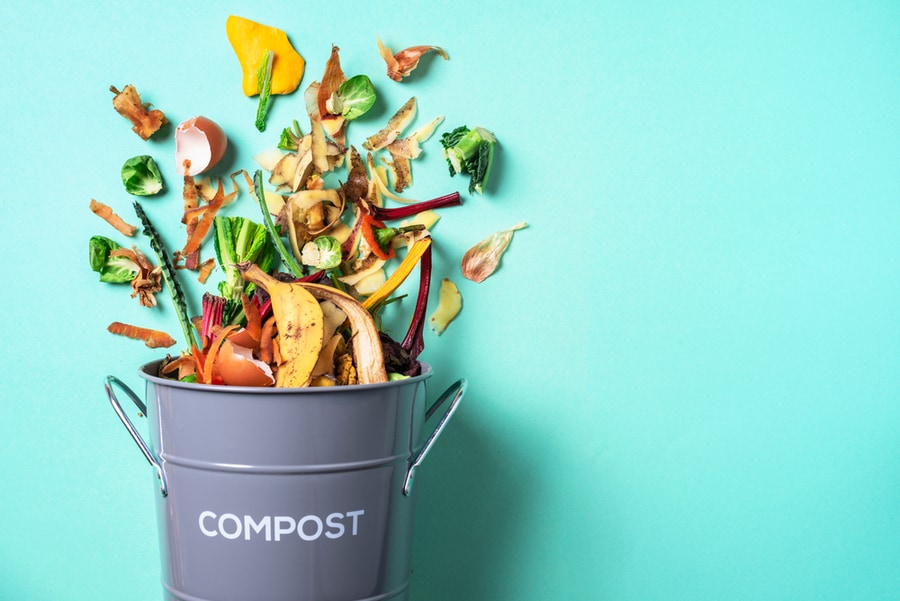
[1,1,898,599]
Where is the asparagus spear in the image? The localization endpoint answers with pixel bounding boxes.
[133,201,198,350]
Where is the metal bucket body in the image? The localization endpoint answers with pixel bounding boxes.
[107,361,464,601]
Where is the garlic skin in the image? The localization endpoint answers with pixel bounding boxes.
[461,222,528,283]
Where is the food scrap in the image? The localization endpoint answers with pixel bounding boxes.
[121,155,164,196]
[226,15,305,96]
[440,125,497,194]
[90,19,522,384]
[376,36,448,82]
[108,321,176,349]
[89,235,162,307]
[175,117,228,176]
[90,235,138,283]
[461,222,528,283]
[363,97,417,151]
[90,199,136,237]
[117,246,163,307]
[109,84,167,140]
[255,49,275,131]
[429,278,462,335]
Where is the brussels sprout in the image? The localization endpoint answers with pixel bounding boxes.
[121,155,163,196]
[333,75,376,121]
[301,236,342,270]
[88,235,138,283]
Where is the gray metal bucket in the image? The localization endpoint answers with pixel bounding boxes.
[105,360,465,601]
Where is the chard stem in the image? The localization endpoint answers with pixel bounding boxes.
[372,191,461,221]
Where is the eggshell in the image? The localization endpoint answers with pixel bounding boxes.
[175,116,228,176]
[226,327,258,349]
[214,338,274,387]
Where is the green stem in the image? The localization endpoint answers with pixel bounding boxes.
[252,170,305,279]
[255,50,274,132]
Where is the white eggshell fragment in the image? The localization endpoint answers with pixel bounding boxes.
[175,116,228,175]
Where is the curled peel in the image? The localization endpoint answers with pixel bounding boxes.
[377,37,448,82]
[297,283,389,385]
[239,264,324,387]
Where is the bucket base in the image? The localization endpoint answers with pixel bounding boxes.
[161,581,409,601]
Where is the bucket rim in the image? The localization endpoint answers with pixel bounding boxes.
[138,359,433,395]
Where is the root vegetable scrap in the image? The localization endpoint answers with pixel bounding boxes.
[90,199,136,237]
[108,321,176,348]
[109,84,167,140]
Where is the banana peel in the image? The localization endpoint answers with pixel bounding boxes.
[238,264,324,387]
[298,282,389,385]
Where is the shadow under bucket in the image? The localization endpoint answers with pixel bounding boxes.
[106,360,465,601]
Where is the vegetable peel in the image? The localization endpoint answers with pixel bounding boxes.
[108,321,176,348]
[226,15,305,96]
[462,222,528,283]
[109,84,168,140]
[90,199,136,237]
[377,37,448,82]
[428,278,462,336]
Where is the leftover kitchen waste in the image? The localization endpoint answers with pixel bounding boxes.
[90,15,527,387]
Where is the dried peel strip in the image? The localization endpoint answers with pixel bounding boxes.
[90,199,137,237]
[108,321,176,348]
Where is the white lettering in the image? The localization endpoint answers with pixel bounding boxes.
[298,515,323,541]
[244,515,272,541]
[218,513,242,540]
[199,511,217,537]
[346,510,365,536]
[274,516,296,541]
[325,512,345,539]
[198,509,365,541]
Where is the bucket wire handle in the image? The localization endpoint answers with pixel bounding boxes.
[105,375,168,497]
[403,378,467,496]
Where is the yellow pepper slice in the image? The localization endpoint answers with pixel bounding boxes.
[362,237,432,310]
[226,15,305,96]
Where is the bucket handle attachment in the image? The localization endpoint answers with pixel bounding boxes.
[105,376,169,497]
[404,378,467,496]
